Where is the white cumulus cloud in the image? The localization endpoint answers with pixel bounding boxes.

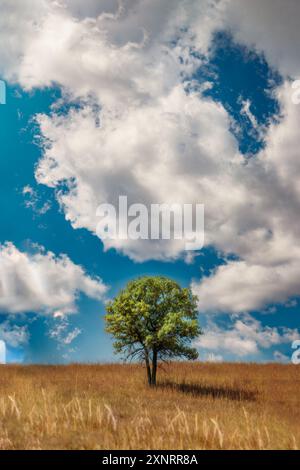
[196,315,299,358]
[0,242,107,315]
[2,1,300,314]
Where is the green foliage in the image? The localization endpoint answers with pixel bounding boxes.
[105,276,201,385]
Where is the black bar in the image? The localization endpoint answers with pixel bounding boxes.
[0,450,298,466]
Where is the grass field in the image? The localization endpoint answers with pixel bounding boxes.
[0,363,299,450]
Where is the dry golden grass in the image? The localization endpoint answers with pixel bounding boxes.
[0,362,299,450]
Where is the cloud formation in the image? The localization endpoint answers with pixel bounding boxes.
[48,315,82,347]
[196,315,299,358]
[1,1,300,314]
[0,242,107,315]
[193,83,300,312]
[224,0,300,78]
[0,321,29,348]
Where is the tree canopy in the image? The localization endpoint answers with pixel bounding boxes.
[105,276,201,386]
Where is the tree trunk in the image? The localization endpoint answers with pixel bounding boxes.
[145,354,152,386]
[151,349,158,386]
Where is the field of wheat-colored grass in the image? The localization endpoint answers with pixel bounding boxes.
[0,363,299,450]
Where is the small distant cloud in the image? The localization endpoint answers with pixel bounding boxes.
[48,316,82,348]
[239,98,260,131]
[22,185,51,216]
[64,328,81,345]
[0,321,29,348]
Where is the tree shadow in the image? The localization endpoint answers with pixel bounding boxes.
[159,381,257,401]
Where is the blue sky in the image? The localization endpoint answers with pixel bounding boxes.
[0,85,219,363]
[0,0,300,364]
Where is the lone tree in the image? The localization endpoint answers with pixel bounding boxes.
[105,276,201,386]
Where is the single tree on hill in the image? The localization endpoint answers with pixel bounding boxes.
[105,276,201,386]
